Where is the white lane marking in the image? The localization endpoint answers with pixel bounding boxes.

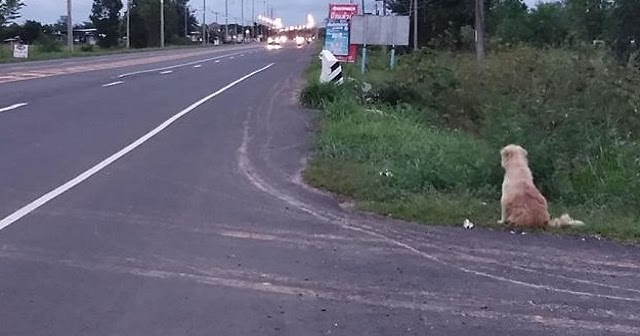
[102,81,124,87]
[159,70,173,75]
[0,63,275,232]
[193,65,202,68]
[0,103,28,113]
[215,60,221,63]
[118,50,248,78]
[229,57,235,59]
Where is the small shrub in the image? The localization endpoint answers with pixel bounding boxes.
[80,44,95,52]
[35,36,62,53]
[299,81,346,109]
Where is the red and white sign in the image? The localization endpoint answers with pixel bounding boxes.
[328,3,358,63]
[329,3,358,20]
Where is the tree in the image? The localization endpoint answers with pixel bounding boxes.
[388,0,486,50]
[129,0,197,48]
[564,0,610,42]
[607,0,640,62]
[20,20,42,43]
[488,0,532,44]
[90,0,123,48]
[0,0,24,27]
[527,2,569,47]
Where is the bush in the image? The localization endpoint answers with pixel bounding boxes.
[357,47,640,210]
[299,81,348,109]
[80,44,95,52]
[303,47,640,241]
[35,36,62,53]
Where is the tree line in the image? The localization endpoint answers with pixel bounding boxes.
[0,0,199,49]
[387,0,639,62]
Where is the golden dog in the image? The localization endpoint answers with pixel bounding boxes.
[499,144,584,228]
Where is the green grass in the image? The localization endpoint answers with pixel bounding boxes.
[0,43,214,64]
[301,47,640,244]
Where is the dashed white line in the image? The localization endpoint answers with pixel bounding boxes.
[0,63,275,232]
[229,57,235,59]
[193,65,202,68]
[118,50,248,78]
[0,103,28,113]
[159,70,173,75]
[102,81,124,87]
[215,60,221,63]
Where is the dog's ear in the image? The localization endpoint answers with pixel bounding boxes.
[501,147,512,159]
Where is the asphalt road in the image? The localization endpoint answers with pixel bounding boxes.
[0,44,639,336]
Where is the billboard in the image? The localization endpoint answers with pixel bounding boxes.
[324,3,358,63]
[325,19,350,56]
[350,15,410,46]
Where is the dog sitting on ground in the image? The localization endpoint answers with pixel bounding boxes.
[498,144,584,228]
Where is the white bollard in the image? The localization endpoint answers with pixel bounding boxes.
[319,50,344,85]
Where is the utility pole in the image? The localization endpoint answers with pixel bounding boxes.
[225,0,229,42]
[241,0,244,42]
[184,5,188,38]
[160,0,165,47]
[413,0,418,50]
[126,0,131,48]
[202,0,206,44]
[475,0,485,68]
[67,0,73,52]
[252,0,255,39]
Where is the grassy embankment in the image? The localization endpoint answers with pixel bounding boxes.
[301,46,640,243]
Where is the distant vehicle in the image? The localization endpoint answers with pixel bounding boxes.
[267,36,280,45]
[295,36,305,46]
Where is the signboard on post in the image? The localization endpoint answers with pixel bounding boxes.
[325,20,350,57]
[12,44,29,59]
[325,3,358,63]
[350,15,410,46]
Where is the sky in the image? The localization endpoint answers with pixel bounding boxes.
[21,0,331,26]
[21,0,541,26]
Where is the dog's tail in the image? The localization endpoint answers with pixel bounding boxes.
[549,214,585,228]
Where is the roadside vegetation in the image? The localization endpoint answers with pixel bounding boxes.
[301,0,640,243]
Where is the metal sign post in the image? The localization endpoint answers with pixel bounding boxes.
[350,15,410,71]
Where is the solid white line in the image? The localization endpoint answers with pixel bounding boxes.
[0,103,28,113]
[193,65,202,68]
[159,70,173,75]
[0,63,275,232]
[102,81,124,87]
[118,50,248,78]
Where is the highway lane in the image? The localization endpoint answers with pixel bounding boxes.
[1,44,640,335]
[0,46,269,217]
[0,44,261,104]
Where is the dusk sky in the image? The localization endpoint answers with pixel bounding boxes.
[21,0,543,26]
